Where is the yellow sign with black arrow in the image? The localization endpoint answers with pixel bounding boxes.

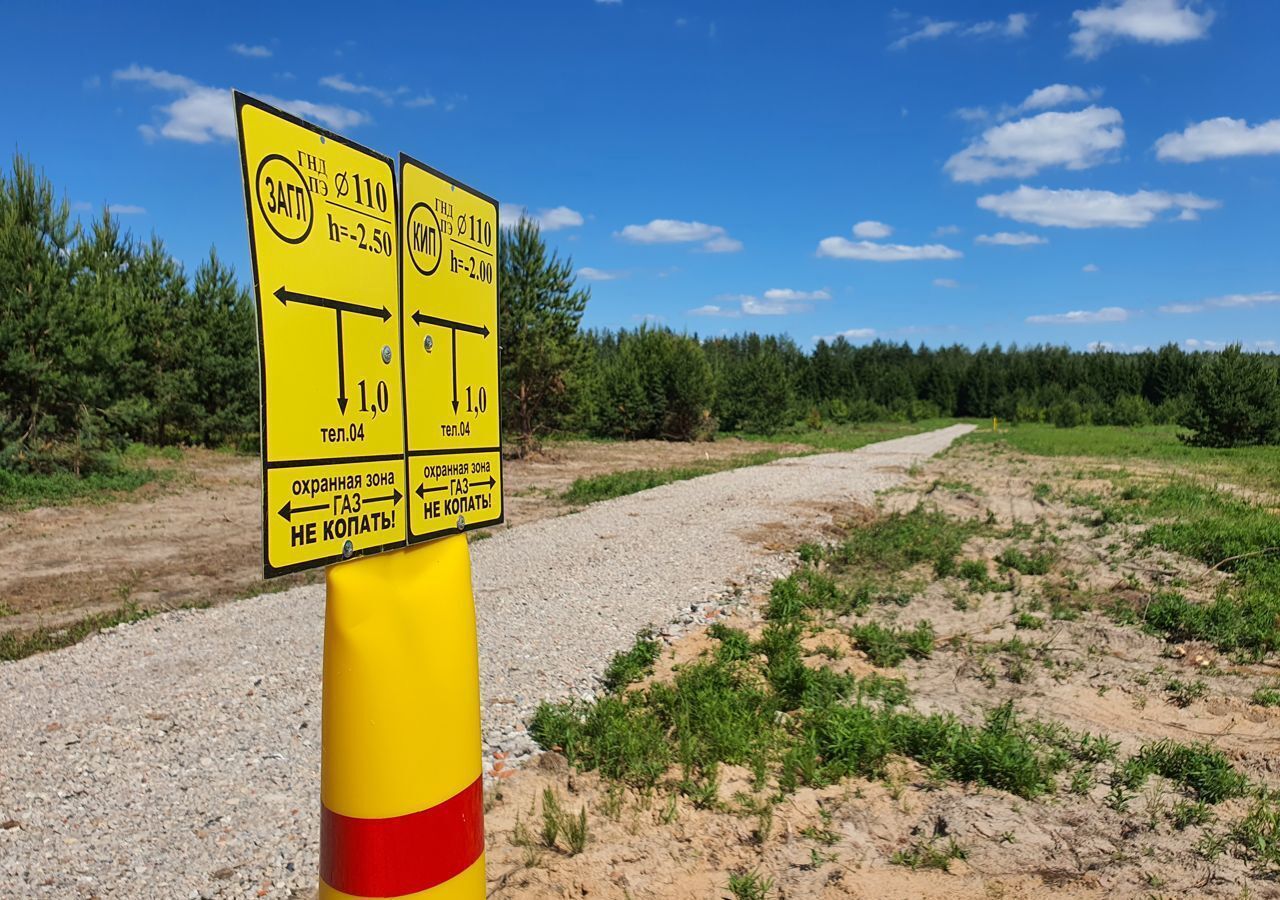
[399,155,504,543]
[235,93,407,576]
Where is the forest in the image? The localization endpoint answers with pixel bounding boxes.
[3,154,1278,477]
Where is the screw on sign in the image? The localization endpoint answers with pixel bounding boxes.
[234,92,497,899]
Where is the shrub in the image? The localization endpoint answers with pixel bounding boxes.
[1180,344,1280,448]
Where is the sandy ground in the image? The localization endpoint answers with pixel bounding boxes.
[480,439,1280,899]
[0,438,801,636]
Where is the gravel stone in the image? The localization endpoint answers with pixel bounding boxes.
[0,425,970,897]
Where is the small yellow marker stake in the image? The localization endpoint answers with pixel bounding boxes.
[993,416,999,433]
[320,536,484,899]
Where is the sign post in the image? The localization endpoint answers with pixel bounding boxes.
[234,92,496,898]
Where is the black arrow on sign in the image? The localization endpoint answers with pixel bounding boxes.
[415,484,448,499]
[451,329,459,413]
[276,286,392,321]
[278,500,327,522]
[335,311,347,413]
[365,489,403,506]
[469,476,496,490]
[411,311,490,337]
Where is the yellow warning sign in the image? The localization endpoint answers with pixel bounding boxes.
[399,155,504,543]
[235,93,407,575]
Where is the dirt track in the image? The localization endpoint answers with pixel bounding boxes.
[0,438,803,636]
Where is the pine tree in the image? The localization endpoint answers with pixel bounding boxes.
[1179,344,1280,447]
[498,218,589,453]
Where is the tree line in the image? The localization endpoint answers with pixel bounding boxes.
[3,155,1277,478]
[499,218,1280,451]
[1,156,256,474]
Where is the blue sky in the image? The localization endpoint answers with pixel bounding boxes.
[4,0,1278,351]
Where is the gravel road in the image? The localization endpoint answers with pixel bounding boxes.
[0,425,971,899]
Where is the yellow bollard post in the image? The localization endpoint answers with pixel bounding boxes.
[993,416,998,433]
[319,534,484,899]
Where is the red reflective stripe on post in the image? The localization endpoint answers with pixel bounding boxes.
[320,776,484,897]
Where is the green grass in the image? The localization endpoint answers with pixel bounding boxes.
[1231,790,1280,871]
[1115,740,1249,804]
[0,603,154,661]
[1251,685,1280,707]
[1092,480,1280,660]
[965,424,1280,494]
[726,869,775,900]
[998,547,1054,576]
[0,462,157,510]
[1164,677,1208,707]
[848,620,935,667]
[601,630,661,691]
[531,563,1095,803]
[984,434,1280,660]
[562,450,789,504]
[891,837,967,871]
[832,504,979,579]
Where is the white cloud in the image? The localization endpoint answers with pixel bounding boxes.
[815,328,877,343]
[536,206,585,231]
[230,43,271,58]
[945,106,1124,182]
[617,218,741,253]
[963,84,1103,125]
[1018,83,1101,112]
[1026,306,1130,325]
[890,13,1029,50]
[934,224,961,236]
[619,219,720,243]
[105,204,146,215]
[1155,117,1280,163]
[577,267,623,282]
[975,231,1047,246]
[1083,263,1100,272]
[977,185,1219,228]
[692,289,829,317]
[499,204,585,232]
[1183,338,1225,350]
[762,288,832,302]
[852,220,892,239]
[688,304,739,318]
[404,95,436,109]
[267,97,368,132]
[816,236,962,262]
[71,201,93,212]
[741,297,795,315]
[114,65,197,92]
[933,278,960,288]
[702,235,744,253]
[320,73,397,104]
[1159,291,1280,315]
[1070,0,1214,60]
[890,18,958,49]
[114,65,367,143]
